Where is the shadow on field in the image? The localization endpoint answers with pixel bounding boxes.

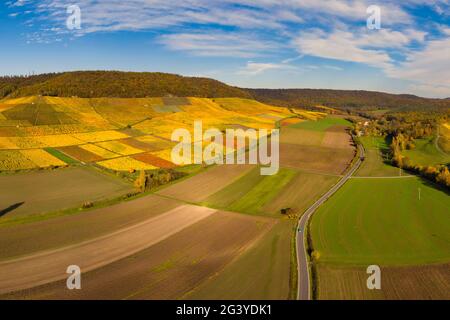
[0,202,25,217]
[418,176,450,197]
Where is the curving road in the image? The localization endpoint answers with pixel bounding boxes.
[296,142,365,300]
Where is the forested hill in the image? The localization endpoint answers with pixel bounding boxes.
[1,71,448,112]
[0,71,251,99]
[247,88,450,112]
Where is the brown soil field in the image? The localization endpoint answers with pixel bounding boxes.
[132,152,176,168]
[185,219,293,300]
[316,263,450,300]
[157,164,254,202]
[57,145,103,163]
[1,211,274,299]
[321,126,353,149]
[280,143,354,175]
[280,128,324,146]
[0,195,181,259]
[0,205,216,295]
[120,137,165,152]
[0,167,132,219]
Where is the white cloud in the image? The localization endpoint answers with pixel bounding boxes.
[324,65,343,71]
[293,27,428,70]
[237,61,297,75]
[386,37,450,96]
[159,32,277,57]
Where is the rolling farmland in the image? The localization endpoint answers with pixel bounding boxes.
[0,96,301,172]
[0,91,448,301]
[310,177,450,299]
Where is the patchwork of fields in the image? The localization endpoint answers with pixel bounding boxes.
[0,96,315,172]
[1,93,447,301]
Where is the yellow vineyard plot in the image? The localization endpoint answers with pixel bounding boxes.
[20,149,67,168]
[95,140,143,155]
[0,150,36,170]
[72,130,129,143]
[1,96,36,105]
[80,144,119,159]
[0,137,18,150]
[97,156,157,171]
[8,136,45,149]
[34,134,82,148]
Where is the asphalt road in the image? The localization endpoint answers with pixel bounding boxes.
[296,142,365,300]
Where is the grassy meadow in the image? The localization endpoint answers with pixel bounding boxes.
[310,177,450,265]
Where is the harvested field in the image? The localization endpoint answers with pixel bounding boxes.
[186,219,292,300]
[321,126,353,149]
[1,211,273,299]
[280,143,354,175]
[280,128,324,146]
[157,164,254,202]
[0,167,132,219]
[132,152,176,169]
[0,205,216,295]
[57,145,104,163]
[315,263,450,300]
[0,195,181,259]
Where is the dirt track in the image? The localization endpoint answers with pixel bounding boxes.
[0,205,216,295]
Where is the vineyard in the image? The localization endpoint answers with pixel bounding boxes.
[0,96,318,171]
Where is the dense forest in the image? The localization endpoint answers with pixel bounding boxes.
[0,71,251,99]
[1,71,449,112]
[247,88,450,112]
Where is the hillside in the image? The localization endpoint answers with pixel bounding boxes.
[247,88,450,112]
[0,71,251,99]
[1,71,449,112]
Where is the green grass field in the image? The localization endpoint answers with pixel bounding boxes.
[185,219,294,300]
[310,177,450,265]
[356,136,403,177]
[402,137,449,166]
[225,168,297,215]
[290,117,351,131]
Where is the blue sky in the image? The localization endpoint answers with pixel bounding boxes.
[1,0,449,98]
